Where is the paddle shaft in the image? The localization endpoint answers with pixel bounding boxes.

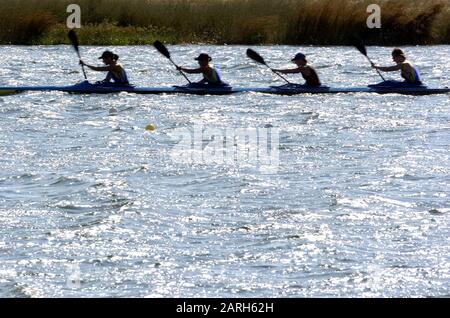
[364,54,386,81]
[154,41,192,84]
[76,51,88,80]
[168,58,192,84]
[264,64,290,84]
[246,49,291,84]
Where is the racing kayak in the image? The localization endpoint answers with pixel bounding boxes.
[0,81,449,96]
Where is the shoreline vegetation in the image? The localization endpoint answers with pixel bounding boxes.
[0,0,449,45]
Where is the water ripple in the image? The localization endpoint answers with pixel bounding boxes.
[0,45,449,297]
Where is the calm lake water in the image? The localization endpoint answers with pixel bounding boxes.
[0,45,449,297]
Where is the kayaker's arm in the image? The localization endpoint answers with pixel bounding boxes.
[373,65,401,72]
[80,60,111,72]
[86,65,111,72]
[272,68,301,74]
[177,67,203,74]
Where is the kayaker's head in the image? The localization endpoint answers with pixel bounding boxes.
[99,50,119,65]
[195,53,212,67]
[292,53,307,66]
[392,48,406,63]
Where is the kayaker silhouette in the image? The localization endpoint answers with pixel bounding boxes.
[371,48,422,86]
[176,53,228,87]
[79,50,130,85]
[272,53,322,87]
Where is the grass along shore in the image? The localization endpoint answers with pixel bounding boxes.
[1,0,449,45]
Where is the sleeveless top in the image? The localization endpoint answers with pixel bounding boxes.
[302,66,321,86]
[203,65,222,85]
[401,61,421,84]
[108,64,129,85]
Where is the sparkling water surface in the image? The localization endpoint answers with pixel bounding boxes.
[0,45,449,297]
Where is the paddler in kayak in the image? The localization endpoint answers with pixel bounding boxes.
[176,53,227,86]
[79,50,130,85]
[371,49,422,85]
[272,53,321,87]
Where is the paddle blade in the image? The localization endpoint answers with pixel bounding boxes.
[68,29,80,53]
[246,49,266,65]
[351,37,367,56]
[153,41,171,59]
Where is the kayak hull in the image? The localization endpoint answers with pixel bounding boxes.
[0,82,449,96]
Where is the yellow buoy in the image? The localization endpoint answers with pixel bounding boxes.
[145,124,156,131]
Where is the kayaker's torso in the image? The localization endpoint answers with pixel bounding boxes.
[108,64,129,84]
[400,60,421,84]
[202,64,222,85]
[300,66,321,86]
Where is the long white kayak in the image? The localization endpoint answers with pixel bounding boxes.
[1,81,449,96]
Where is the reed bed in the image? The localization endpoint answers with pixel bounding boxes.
[0,0,449,45]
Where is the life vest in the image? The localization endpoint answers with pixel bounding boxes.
[401,61,422,84]
[203,65,222,85]
[108,64,129,85]
[302,66,321,86]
